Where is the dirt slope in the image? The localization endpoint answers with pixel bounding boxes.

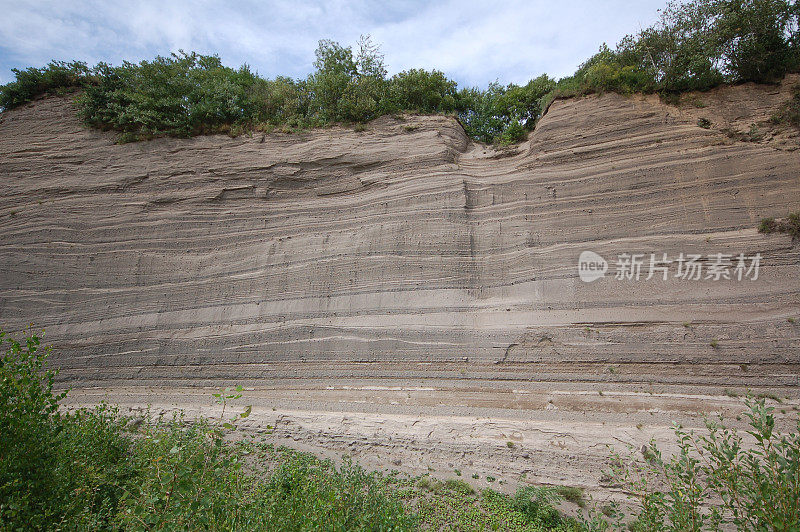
[1,77,799,502]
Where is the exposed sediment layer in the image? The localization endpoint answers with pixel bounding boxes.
[2,76,799,498]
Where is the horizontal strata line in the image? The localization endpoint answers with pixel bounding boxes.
[4,296,800,333]
[0,189,789,241]
[0,231,800,276]
[4,304,799,339]
[52,374,800,388]
[51,366,800,377]
[51,353,800,365]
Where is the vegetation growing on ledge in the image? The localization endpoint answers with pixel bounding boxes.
[770,83,800,127]
[0,0,798,145]
[759,211,800,238]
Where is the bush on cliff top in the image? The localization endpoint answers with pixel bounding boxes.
[0,60,90,109]
[1,0,798,144]
[555,0,799,100]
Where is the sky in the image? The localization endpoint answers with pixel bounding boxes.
[0,0,669,87]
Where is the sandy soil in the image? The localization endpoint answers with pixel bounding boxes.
[61,376,800,506]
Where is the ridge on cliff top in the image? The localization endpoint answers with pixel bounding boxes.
[1,0,798,145]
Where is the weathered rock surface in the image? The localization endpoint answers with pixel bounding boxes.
[2,77,798,386]
[2,76,799,499]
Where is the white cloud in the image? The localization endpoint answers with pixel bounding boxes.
[0,0,666,86]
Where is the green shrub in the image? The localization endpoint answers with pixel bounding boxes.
[308,39,360,121]
[307,35,389,123]
[759,212,800,237]
[456,83,509,143]
[771,84,800,127]
[789,212,800,237]
[590,397,800,530]
[554,485,585,507]
[548,0,799,101]
[0,61,89,110]
[261,452,412,530]
[443,478,475,495]
[0,331,131,529]
[118,416,242,529]
[498,121,527,145]
[759,217,778,233]
[509,486,579,529]
[494,75,557,129]
[2,1,799,143]
[387,68,458,113]
[78,52,266,138]
[456,75,554,144]
[713,0,800,82]
[0,330,64,527]
[0,330,415,530]
[53,407,132,529]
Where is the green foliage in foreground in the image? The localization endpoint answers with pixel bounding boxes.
[584,398,800,531]
[396,476,580,531]
[1,0,797,145]
[3,330,800,530]
[0,331,579,530]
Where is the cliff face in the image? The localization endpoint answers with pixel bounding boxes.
[1,77,799,391]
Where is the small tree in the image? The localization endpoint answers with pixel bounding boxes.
[387,68,458,113]
[0,331,64,527]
